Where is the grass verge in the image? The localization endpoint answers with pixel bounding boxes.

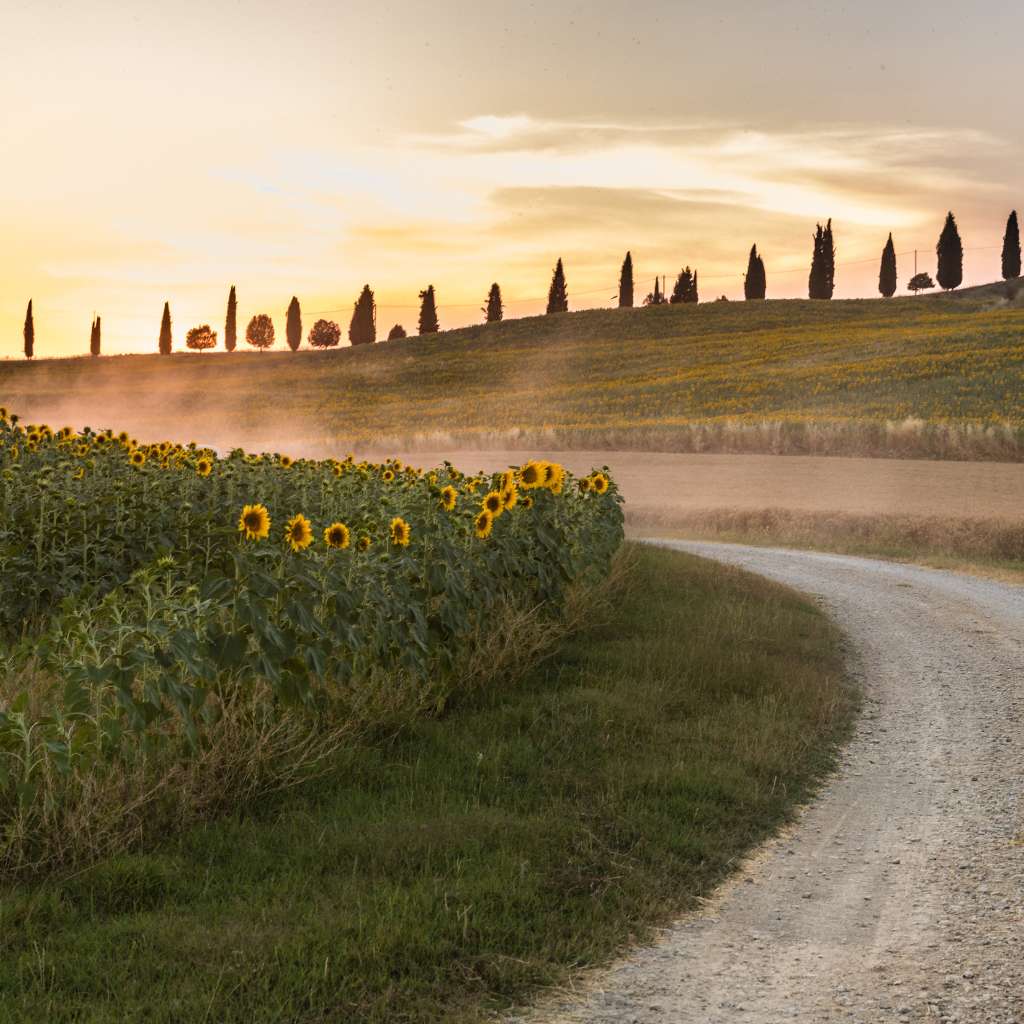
[0,543,855,1023]
[629,509,1024,583]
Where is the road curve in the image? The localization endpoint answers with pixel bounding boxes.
[514,542,1024,1024]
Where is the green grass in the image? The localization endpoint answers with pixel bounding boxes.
[0,544,854,1023]
[2,282,1023,459]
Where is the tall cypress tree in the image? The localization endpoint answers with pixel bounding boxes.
[418,286,439,334]
[644,277,665,305]
[1002,211,1021,280]
[936,212,963,291]
[23,300,34,359]
[158,302,172,354]
[878,233,897,297]
[286,296,302,351]
[744,244,766,300]
[618,251,634,308]
[484,283,503,323]
[90,315,101,356]
[823,219,835,299]
[225,285,237,352]
[349,285,376,346]
[690,269,699,304]
[546,258,568,314]
[670,268,691,304]
[808,224,824,298]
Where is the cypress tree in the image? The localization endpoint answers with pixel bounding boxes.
[158,302,172,354]
[879,233,897,297]
[23,300,34,359]
[349,285,376,346]
[484,283,503,323]
[90,316,101,356]
[744,245,766,300]
[690,269,699,304]
[670,268,691,304]
[286,296,302,351]
[225,286,237,352]
[808,224,824,298]
[1001,211,1021,280]
[644,277,665,305]
[546,258,568,314]
[823,219,835,298]
[936,211,963,291]
[618,251,634,308]
[418,286,439,334]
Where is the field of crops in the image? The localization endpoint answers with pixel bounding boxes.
[0,409,623,875]
[2,284,1023,460]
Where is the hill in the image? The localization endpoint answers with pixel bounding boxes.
[2,282,1023,460]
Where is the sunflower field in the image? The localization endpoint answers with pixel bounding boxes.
[0,410,622,872]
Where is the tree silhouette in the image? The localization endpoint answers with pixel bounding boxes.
[936,211,963,291]
[286,296,302,351]
[308,319,341,348]
[186,324,218,352]
[670,267,698,304]
[643,277,666,305]
[1001,211,1021,280]
[808,221,835,299]
[618,251,634,308]
[387,324,407,341]
[823,219,835,298]
[546,258,568,314]
[418,285,439,334]
[225,285,237,352]
[744,245,766,300]
[349,285,376,346]
[245,314,275,351]
[878,233,898,297]
[90,316,101,357]
[483,283,503,323]
[908,272,936,293]
[159,302,172,354]
[23,300,34,359]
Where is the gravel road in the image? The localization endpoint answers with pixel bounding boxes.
[512,542,1024,1024]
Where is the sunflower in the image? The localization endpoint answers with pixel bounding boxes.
[482,490,504,517]
[356,534,372,552]
[389,516,411,547]
[517,460,545,490]
[195,457,213,477]
[284,513,314,552]
[500,484,518,511]
[324,521,351,549]
[58,425,74,440]
[577,477,592,493]
[382,469,396,483]
[331,462,344,478]
[439,485,457,511]
[72,467,85,480]
[521,494,534,509]
[589,472,610,495]
[238,504,271,540]
[116,431,129,444]
[542,462,561,487]
[427,471,438,486]
[27,430,41,445]
[279,455,294,469]
[129,449,146,468]
[499,469,516,492]
[473,509,493,539]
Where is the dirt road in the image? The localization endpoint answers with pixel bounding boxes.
[513,542,1024,1024]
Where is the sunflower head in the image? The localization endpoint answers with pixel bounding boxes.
[482,490,504,517]
[129,449,146,467]
[58,425,74,440]
[382,469,395,483]
[500,484,518,511]
[577,477,592,493]
[238,503,271,541]
[389,516,411,547]
[356,534,372,552]
[473,509,494,539]
[518,460,544,490]
[285,513,314,552]
[324,522,351,550]
[589,472,610,495]
[439,485,457,511]
[279,455,294,469]
[332,462,344,478]
[195,457,213,477]
[521,494,534,509]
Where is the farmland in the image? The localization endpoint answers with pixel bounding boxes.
[2,281,1023,461]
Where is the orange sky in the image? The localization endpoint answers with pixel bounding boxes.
[2,1,1022,358]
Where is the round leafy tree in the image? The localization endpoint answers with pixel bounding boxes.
[185,324,217,352]
[308,318,341,348]
[245,314,275,351]
[387,323,407,341]
[907,272,936,293]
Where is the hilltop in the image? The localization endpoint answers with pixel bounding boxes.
[2,281,1023,460]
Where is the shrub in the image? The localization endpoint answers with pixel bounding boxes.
[185,325,218,352]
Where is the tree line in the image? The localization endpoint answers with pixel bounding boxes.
[18,210,1022,358]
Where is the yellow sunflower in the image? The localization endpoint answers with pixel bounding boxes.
[195,457,213,477]
[482,490,504,517]
[72,467,85,480]
[238,503,271,541]
[577,477,592,493]
[324,522,351,549]
[382,469,396,483]
[500,484,518,511]
[389,516,411,547]
[499,469,516,492]
[332,462,344,478]
[589,472,610,494]
[473,509,493,539]
[517,460,545,490]
[279,455,294,469]
[116,431,130,444]
[439,485,458,511]
[284,513,314,552]
[521,494,534,509]
[58,425,74,440]
[356,534,372,552]
[129,449,146,468]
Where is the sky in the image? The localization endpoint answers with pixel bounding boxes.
[2,0,1022,358]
